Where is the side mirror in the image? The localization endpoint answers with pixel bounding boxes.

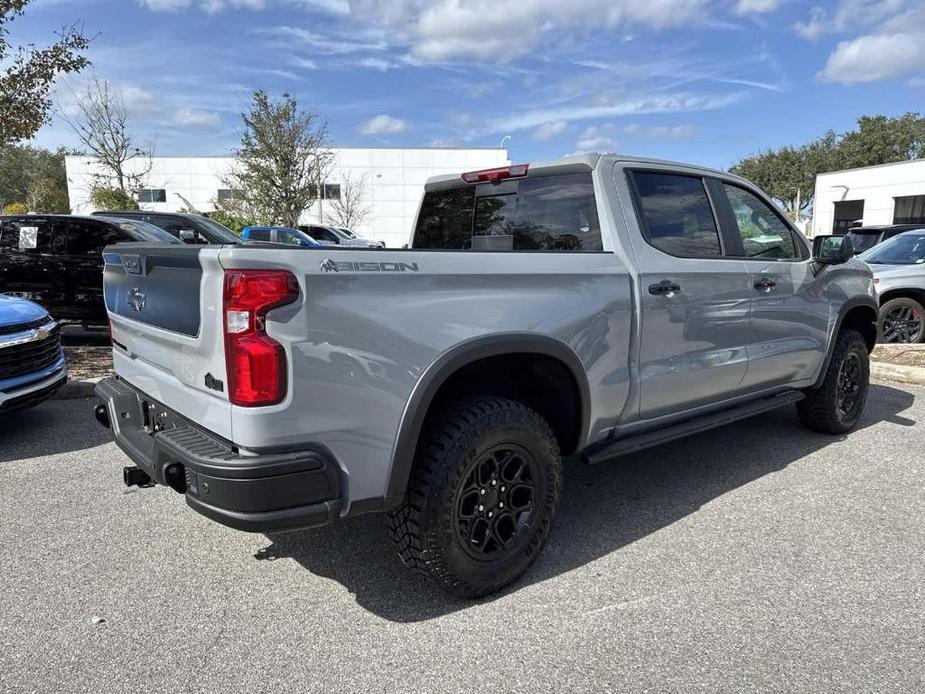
[813,234,853,265]
[179,229,197,242]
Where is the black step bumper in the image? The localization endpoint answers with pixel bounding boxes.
[94,377,342,532]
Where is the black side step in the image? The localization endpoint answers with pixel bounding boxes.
[584,391,804,465]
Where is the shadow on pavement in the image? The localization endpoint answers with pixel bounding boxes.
[0,397,112,462]
[259,382,916,622]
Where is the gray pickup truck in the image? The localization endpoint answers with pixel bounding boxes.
[94,154,878,597]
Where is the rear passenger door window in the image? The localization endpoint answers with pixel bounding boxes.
[631,172,722,257]
[0,219,61,253]
[722,184,801,260]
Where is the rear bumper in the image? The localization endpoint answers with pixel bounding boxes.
[94,376,342,532]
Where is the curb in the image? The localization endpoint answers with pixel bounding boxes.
[55,376,104,400]
[871,361,925,386]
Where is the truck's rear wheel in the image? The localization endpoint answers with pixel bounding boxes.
[387,396,562,598]
[797,328,870,434]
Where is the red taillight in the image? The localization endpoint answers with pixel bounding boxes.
[461,163,529,184]
[223,270,300,407]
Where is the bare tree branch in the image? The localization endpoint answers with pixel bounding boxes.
[328,171,370,230]
[61,77,153,195]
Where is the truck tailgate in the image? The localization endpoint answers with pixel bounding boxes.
[103,244,232,440]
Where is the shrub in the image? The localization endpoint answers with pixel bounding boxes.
[207,209,253,236]
[89,186,138,211]
[2,202,28,215]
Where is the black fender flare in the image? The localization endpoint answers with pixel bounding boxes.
[383,333,591,504]
[813,296,879,389]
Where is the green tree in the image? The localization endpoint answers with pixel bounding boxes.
[837,113,925,169]
[207,208,253,236]
[224,90,332,226]
[2,201,27,214]
[0,143,70,209]
[0,0,89,145]
[89,185,138,211]
[28,176,69,212]
[730,114,925,217]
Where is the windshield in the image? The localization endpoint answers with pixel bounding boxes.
[845,230,882,254]
[337,227,357,238]
[102,217,182,244]
[860,232,925,265]
[198,216,243,243]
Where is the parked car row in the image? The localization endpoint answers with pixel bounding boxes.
[0,211,376,327]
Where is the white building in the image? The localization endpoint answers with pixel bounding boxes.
[812,159,925,237]
[65,147,510,248]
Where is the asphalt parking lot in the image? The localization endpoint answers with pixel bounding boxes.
[2,383,924,693]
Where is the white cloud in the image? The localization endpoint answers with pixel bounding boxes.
[358,114,409,135]
[794,1,925,84]
[575,125,616,152]
[292,57,319,69]
[531,120,569,140]
[289,0,349,13]
[622,123,695,139]
[349,0,712,62]
[139,0,191,9]
[490,92,740,134]
[819,32,925,83]
[173,108,222,128]
[261,25,387,54]
[792,6,827,39]
[463,80,502,98]
[119,86,161,117]
[358,57,394,71]
[736,0,780,14]
[793,0,908,40]
[141,0,264,10]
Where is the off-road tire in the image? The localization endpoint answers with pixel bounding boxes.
[797,328,870,434]
[878,297,925,344]
[387,396,562,599]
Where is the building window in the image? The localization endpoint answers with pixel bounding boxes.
[832,199,864,234]
[323,183,341,200]
[894,195,925,225]
[217,189,242,202]
[137,189,167,203]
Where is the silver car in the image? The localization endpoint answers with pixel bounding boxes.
[861,229,925,343]
[300,224,384,248]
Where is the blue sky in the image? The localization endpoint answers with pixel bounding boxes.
[17,0,925,169]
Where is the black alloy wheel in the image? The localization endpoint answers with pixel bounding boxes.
[454,444,538,558]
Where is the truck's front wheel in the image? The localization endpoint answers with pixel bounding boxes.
[797,328,870,434]
[388,396,562,598]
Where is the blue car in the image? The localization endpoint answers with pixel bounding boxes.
[241,226,325,247]
[0,295,66,412]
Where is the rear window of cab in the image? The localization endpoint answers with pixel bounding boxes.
[413,172,602,251]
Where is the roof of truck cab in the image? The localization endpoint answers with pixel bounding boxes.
[423,153,731,188]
